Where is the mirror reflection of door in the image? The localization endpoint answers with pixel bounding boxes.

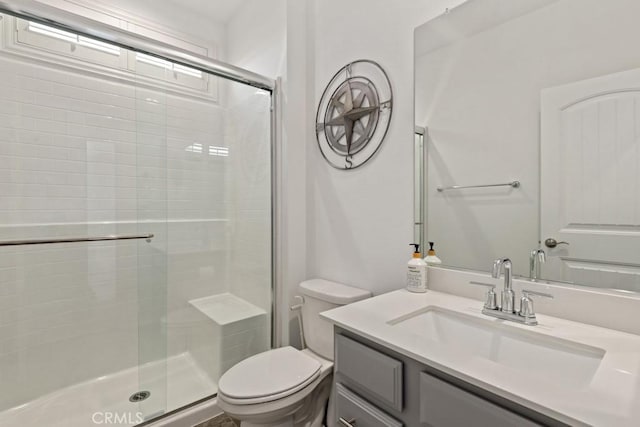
[541,68,640,291]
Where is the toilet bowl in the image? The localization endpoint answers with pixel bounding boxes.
[217,279,371,427]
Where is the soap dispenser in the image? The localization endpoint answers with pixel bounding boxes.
[424,241,442,266]
[407,243,428,293]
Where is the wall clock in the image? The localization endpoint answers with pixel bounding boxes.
[315,60,393,170]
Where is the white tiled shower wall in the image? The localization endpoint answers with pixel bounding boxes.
[0,44,268,409]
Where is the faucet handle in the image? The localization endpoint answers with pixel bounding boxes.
[536,250,547,263]
[519,289,553,324]
[469,281,498,310]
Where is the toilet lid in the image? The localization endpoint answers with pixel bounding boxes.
[218,347,321,402]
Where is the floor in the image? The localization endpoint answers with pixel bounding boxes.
[0,352,217,427]
[195,413,240,427]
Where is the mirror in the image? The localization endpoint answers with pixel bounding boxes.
[414,0,640,292]
[414,126,426,249]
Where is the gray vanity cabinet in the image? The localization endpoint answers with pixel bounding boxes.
[335,334,403,412]
[336,383,403,427]
[333,328,566,427]
[419,372,541,427]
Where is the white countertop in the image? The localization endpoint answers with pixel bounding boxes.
[320,289,640,426]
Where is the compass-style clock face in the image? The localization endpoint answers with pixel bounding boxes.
[315,60,393,170]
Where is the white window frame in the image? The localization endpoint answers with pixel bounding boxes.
[0,15,218,102]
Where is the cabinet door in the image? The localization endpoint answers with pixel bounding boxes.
[336,334,403,411]
[419,373,542,427]
[336,383,403,427]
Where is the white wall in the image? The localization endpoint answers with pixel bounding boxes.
[305,0,467,297]
[226,0,286,81]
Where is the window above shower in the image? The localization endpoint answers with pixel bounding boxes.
[0,16,217,101]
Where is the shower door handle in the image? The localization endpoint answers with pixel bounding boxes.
[0,233,154,246]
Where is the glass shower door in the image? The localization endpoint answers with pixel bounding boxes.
[0,23,170,425]
[0,11,274,426]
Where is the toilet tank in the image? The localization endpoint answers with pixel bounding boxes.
[298,279,371,360]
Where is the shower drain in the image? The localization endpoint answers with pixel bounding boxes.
[129,391,151,402]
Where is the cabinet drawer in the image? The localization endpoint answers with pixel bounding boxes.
[335,334,403,411]
[336,383,403,427]
[420,373,542,427]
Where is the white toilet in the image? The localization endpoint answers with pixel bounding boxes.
[217,279,371,427]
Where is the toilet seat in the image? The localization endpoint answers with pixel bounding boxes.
[218,347,322,405]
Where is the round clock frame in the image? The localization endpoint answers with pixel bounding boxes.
[315,59,393,170]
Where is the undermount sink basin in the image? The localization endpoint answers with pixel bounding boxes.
[388,307,605,387]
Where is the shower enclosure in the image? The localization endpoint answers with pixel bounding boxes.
[0,2,276,426]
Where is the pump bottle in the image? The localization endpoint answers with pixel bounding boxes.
[407,243,428,293]
[424,241,442,266]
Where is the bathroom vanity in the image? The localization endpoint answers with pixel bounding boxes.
[333,330,558,427]
[322,288,640,427]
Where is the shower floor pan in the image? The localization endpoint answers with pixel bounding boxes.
[0,352,216,427]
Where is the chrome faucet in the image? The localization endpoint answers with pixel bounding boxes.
[529,249,546,280]
[492,258,514,313]
[470,258,554,326]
